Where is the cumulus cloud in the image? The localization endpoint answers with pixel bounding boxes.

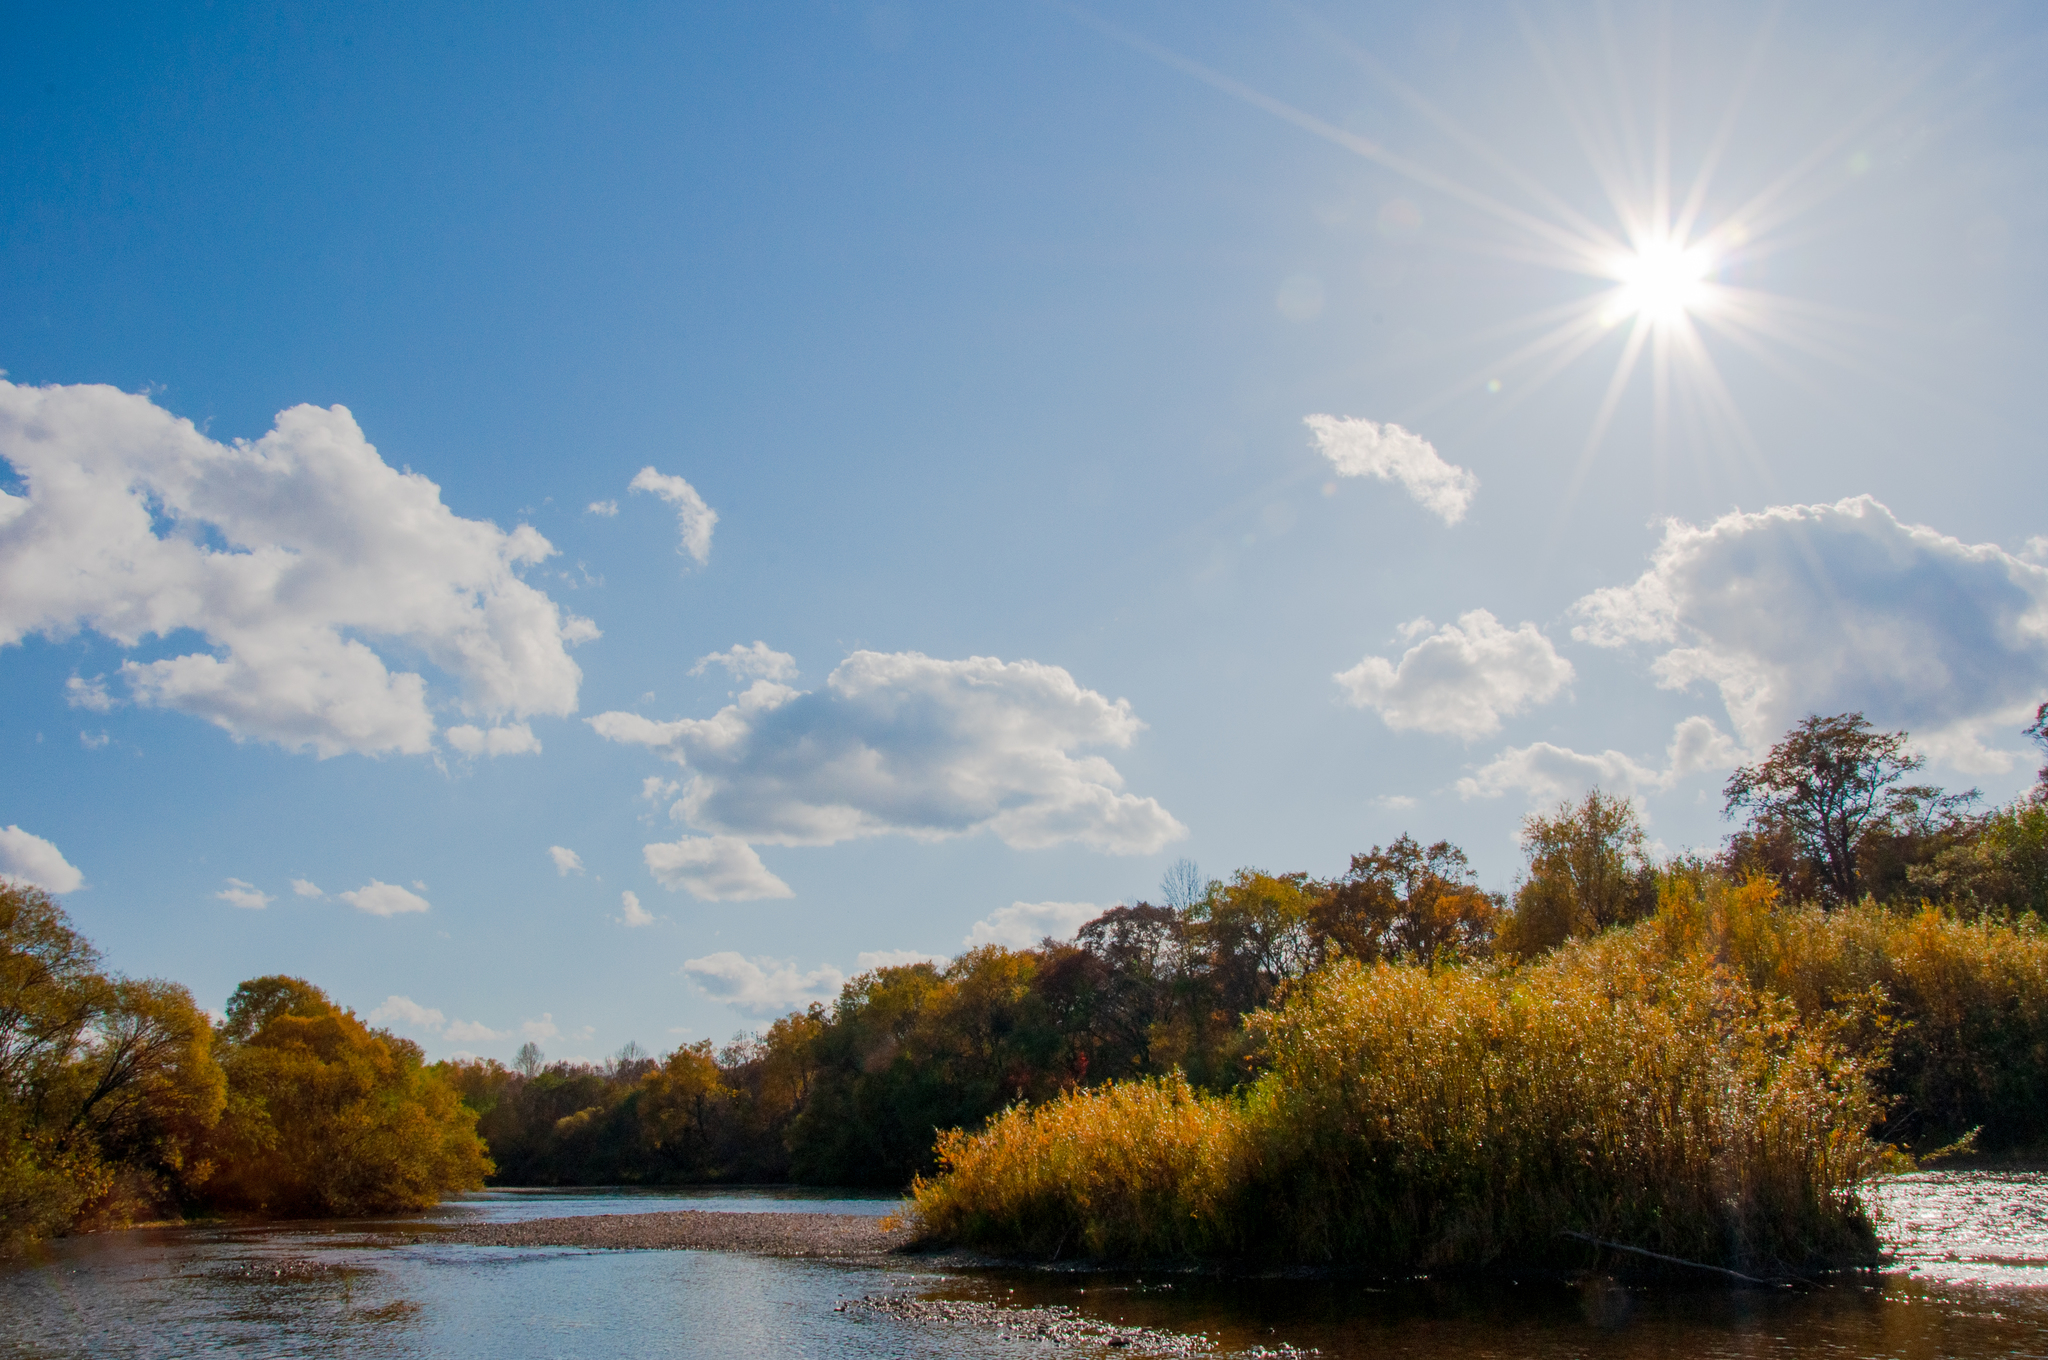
[1305,414,1478,523]
[681,952,845,1015]
[856,948,942,971]
[339,879,431,916]
[691,641,797,683]
[618,889,654,926]
[1458,715,1741,803]
[216,878,273,910]
[642,836,793,901]
[370,995,507,1044]
[629,466,717,565]
[586,499,619,517]
[1335,610,1573,739]
[291,878,324,898]
[548,845,584,877]
[965,901,1101,949]
[519,1014,560,1041]
[592,651,1186,855]
[0,826,84,894]
[0,381,597,758]
[1573,496,2048,772]
[446,723,542,758]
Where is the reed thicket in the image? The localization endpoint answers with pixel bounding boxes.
[911,876,2024,1273]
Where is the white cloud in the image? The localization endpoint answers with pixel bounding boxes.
[446,723,542,757]
[216,877,273,910]
[681,952,844,1015]
[291,878,324,898]
[965,901,1100,949]
[0,381,597,758]
[618,889,654,926]
[586,499,619,517]
[548,845,584,876]
[339,879,431,916]
[1335,610,1573,739]
[629,466,718,565]
[640,775,680,803]
[643,836,794,901]
[1305,414,1479,524]
[0,826,84,894]
[79,730,111,750]
[592,651,1186,855]
[1457,715,1741,803]
[1573,496,2048,772]
[369,995,445,1030]
[520,1013,560,1041]
[855,948,942,971]
[370,995,506,1044]
[65,675,114,711]
[1372,793,1419,810]
[690,641,797,683]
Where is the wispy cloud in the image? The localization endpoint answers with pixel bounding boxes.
[629,466,717,565]
[216,878,273,910]
[1306,415,1478,523]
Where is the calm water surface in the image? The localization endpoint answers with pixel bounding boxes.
[5,1174,2046,1358]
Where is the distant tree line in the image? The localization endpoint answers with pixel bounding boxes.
[442,707,2048,1188]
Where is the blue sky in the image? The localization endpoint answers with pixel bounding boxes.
[4,1,2044,1061]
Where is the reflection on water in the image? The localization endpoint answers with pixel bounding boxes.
[4,1174,2047,1359]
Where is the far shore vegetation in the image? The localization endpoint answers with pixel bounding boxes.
[6,706,2048,1273]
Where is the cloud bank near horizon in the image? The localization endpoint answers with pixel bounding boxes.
[1573,495,2048,772]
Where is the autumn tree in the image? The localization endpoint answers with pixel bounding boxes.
[1723,713,1934,904]
[206,976,489,1216]
[1314,835,1498,965]
[1499,790,1657,956]
[2,885,222,1248]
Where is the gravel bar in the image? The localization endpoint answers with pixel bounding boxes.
[440,1210,915,1259]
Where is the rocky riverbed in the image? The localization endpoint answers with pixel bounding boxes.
[439,1208,913,1259]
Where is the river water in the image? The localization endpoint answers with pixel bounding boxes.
[4,1173,2045,1358]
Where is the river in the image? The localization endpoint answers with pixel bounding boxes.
[3,1173,2045,1358]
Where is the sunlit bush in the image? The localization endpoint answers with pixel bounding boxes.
[204,976,490,1217]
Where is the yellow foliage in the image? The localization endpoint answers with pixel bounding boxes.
[206,978,490,1217]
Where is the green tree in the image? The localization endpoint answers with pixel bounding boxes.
[1722,713,1928,904]
[206,976,490,1216]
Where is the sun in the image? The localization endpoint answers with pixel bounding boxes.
[1607,238,1715,325]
